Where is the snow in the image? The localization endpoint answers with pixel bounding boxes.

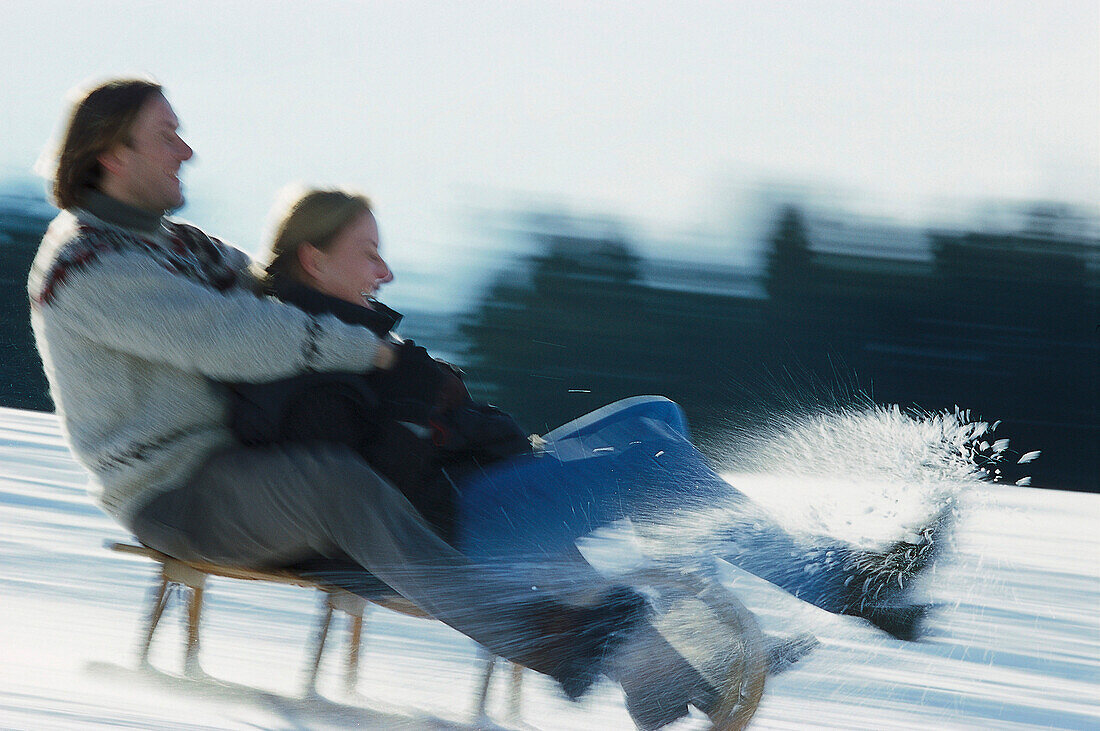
[1,405,1098,730]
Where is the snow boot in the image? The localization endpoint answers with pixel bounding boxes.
[615,622,715,730]
[520,585,650,701]
[861,602,931,642]
[611,570,768,729]
[838,504,953,638]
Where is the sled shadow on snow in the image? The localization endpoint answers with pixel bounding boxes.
[84,660,508,730]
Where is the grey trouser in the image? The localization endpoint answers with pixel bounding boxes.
[129,441,575,666]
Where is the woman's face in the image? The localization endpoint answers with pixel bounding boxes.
[306,210,393,305]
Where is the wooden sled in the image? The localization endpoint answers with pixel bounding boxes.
[108,542,524,720]
[110,537,771,729]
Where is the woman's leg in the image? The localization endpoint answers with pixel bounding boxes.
[458,407,932,623]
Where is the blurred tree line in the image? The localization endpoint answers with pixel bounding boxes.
[0,189,54,414]
[458,204,1098,492]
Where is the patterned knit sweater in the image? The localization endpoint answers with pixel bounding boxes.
[28,197,384,526]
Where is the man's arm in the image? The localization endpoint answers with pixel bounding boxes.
[43,247,390,382]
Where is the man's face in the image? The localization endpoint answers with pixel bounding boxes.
[101,94,193,213]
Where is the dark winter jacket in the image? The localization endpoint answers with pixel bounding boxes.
[226,276,530,542]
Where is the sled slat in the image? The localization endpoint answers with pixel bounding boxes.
[108,542,431,618]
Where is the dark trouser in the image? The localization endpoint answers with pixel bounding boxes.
[129,442,592,672]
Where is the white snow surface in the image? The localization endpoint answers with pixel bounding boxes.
[1,406,1098,730]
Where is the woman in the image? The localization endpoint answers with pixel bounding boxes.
[231,187,946,643]
[229,188,530,543]
[228,190,759,723]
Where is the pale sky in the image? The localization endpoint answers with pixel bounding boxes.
[2,1,1097,299]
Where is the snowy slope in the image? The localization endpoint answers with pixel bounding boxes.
[1,405,1097,730]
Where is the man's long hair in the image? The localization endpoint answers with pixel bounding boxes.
[52,78,163,210]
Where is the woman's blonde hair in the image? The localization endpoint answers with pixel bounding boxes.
[259,187,373,285]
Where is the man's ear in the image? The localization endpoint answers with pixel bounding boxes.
[296,242,325,280]
[96,145,127,177]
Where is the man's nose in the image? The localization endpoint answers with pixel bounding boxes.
[178,137,194,161]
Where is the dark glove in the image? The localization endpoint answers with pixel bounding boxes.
[374,340,469,423]
[430,402,532,462]
[433,361,469,413]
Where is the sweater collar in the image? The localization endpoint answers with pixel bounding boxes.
[82,189,164,234]
[267,274,402,337]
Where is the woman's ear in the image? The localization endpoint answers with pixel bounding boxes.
[296,242,325,280]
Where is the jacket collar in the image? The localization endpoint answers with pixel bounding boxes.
[81,189,164,234]
[267,275,402,337]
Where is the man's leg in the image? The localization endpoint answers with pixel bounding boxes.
[130,442,644,693]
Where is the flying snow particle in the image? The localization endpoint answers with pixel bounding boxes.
[1017,451,1041,464]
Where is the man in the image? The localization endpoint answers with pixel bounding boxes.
[29,78,727,727]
